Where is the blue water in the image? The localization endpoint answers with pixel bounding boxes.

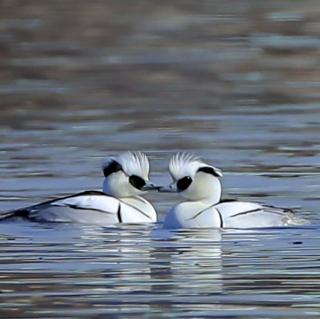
[1,222,320,318]
[1,1,320,317]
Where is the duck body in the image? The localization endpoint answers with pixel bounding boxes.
[1,151,158,225]
[3,190,156,225]
[160,152,307,229]
[163,199,304,229]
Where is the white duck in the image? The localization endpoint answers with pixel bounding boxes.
[160,152,306,229]
[1,151,158,225]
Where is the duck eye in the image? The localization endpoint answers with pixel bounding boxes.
[129,175,146,190]
[177,176,192,191]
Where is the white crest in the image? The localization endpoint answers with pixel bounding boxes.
[169,152,222,180]
[103,151,150,180]
[169,152,203,180]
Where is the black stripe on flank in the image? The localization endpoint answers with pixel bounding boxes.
[188,204,224,227]
[117,204,122,223]
[134,196,148,204]
[62,203,113,214]
[188,204,215,221]
[216,208,224,228]
[230,208,262,218]
[263,205,294,215]
[119,200,153,220]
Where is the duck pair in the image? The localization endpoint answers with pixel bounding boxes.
[1,151,306,228]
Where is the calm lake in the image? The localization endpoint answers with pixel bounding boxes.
[0,1,320,318]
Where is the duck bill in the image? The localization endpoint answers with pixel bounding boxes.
[158,183,178,193]
[141,181,160,191]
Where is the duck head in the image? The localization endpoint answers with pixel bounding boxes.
[159,152,223,204]
[102,151,158,198]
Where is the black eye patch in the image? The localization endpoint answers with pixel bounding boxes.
[197,166,220,177]
[129,175,146,190]
[177,176,192,191]
[103,160,122,177]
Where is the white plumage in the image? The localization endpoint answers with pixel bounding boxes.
[2,151,157,225]
[161,152,307,229]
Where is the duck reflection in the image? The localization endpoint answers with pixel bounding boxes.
[76,224,224,314]
[149,228,223,295]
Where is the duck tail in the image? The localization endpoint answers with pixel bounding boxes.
[0,209,29,221]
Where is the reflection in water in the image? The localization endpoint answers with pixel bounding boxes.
[151,229,223,295]
[1,223,320,317]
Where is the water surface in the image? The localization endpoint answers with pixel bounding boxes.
[0,1,320,318]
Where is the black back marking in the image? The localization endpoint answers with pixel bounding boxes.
[103,160,122,177]
[0,190,111,220]
[197,166,221,177]
[219,199,237,203]
[33,190,107,207]
[68,190,106,197]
